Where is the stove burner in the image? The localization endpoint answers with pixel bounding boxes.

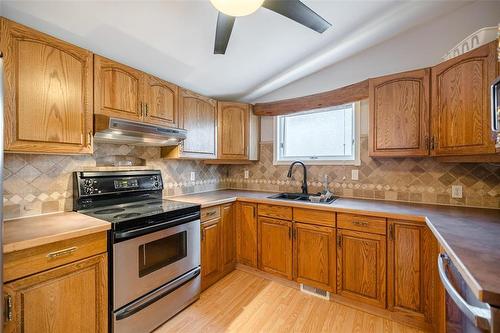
[114,212,141,219]
[147,201,163,205]
[127,204,145,208]
[95,208,125,215]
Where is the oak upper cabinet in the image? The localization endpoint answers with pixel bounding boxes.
[4,254,107,333]
[162,89,217,159]
[217,101,251,160]
[201,217,223,290]
[369,69,430,157]
[388,220,436,329]
[337,229,387,308]
[236,202,258,267]
[258,217,293,280]
[94,55,144,122]
[143,74,179,127]
[431,41,497,156]
[221,203,236,273]
[294,223,336,292]
[1,18,93,154]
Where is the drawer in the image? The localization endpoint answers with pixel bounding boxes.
[201,205,221,222]
[293,208,336,227]
[258,204,292,220]
[4,231,107,282]
[337,213,386,235]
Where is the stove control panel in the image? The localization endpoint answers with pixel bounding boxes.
[74,171,163,197]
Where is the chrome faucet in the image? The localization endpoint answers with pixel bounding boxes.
[287,161,308,194]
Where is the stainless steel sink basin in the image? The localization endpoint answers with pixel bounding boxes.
[268,193,337,204]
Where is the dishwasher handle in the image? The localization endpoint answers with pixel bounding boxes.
[438,253,491,331]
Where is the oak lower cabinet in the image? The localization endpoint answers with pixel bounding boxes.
[431,41,497,156]
[336,229,387,308]
[1,18,93,154]
[3,232,108,333]
[162,89,217,159]
[369,69,430,157]
[201,217,223,290]
[388,219,436,329]
[293,223,336,292]
[258,217,293,280]
[221,203,236,273]
[236,202,258,267]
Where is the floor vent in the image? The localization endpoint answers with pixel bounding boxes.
[300,284,330,300]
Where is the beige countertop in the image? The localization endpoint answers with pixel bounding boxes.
[3,212,111,254]
[172,189,500,306]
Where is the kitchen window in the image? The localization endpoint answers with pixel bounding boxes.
[274,102,360,165]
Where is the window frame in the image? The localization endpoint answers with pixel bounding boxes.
[273,102,361,166]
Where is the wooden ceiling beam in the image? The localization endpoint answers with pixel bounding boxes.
[252,79,369,116]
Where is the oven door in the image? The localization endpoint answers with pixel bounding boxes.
[113,218,200,309]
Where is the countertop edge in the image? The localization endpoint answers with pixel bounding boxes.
[3,223,110,254]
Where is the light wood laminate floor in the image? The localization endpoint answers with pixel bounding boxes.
[156,269,425,333]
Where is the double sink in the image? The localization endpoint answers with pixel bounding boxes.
[268,192,337,205]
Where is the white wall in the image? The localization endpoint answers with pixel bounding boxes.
[257,1,500,102]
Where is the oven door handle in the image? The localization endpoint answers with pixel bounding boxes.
[115,266,201,321]
[114,212,200,240]
[438,253,491,331]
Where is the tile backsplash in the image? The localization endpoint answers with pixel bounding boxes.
[3,143,228,219]
[4,136,500,220]
[227,137,500,209]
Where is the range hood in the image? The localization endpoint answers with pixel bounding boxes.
[94,115,187,146]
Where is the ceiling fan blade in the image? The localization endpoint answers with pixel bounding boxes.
[262,0,331,33]
[214,12,235,54]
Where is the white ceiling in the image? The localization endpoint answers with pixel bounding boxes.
[1,0,471,101]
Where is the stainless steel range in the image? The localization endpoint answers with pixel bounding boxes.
[73,170,201,333]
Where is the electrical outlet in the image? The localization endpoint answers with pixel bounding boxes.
[190,172,196,181]
[244,170,249,179]
[351,169,359,181]
[451,185,463,199]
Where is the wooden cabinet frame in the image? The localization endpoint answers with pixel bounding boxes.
[1,18,93,154]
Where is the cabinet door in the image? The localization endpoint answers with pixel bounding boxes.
[201,218,222,290]
[180,89,217,158]
[388,220,436,328]
[144,74,178,127]
[94,55,144,122]
[431,41,497,156]
[369,69,430,157]
[217,101,249,160]
[1,18,93,154]
[294,223,336,292]
[337,229,386,308]
[221,203,236,273]
[236,202,258,267]
[258,217,293,280]
[3,254,107,333]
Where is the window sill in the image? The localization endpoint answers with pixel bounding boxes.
[273,159,361,166]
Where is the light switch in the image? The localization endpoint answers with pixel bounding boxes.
[244,170,249,179]
[190,172,196,181]
[351,169,359,181]
[451,185,463,198]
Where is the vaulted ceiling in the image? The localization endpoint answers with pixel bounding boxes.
[1,1,471,101]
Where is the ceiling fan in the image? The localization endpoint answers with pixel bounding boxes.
[210,0,332,54]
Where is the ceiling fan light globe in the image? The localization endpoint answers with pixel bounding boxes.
[210,0,265,17]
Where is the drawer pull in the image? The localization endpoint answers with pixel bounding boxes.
[206,211,216,217]
[47,246,78,259]
[352,221,369,227]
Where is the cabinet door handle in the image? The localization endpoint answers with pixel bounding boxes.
[4,295,12,322]
[288,227,292,240]
[145,103,149,117]
[388,224,394,240]
[337,234,342,248]
[201,227,204,241]
[139,102,144,117]
[47,246,78,259]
